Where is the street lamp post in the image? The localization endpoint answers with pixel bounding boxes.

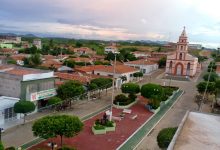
[47,142,57,150]
[109,52,118,121]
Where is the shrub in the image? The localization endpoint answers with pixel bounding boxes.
[94,124,105,130]
[149,98,161,109]
[5,147,16,150]
[141,83,163,99]
[47,97,62,106]
[128,93,137,101]
[58,146,76,150]
[113,94,129,105]
[121,83,140,94]
[105,120,114,127]
[157,127,177,149]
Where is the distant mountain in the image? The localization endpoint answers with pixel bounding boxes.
[0,32,38,38]
[21,34,38,38]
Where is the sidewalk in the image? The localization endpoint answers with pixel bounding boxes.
[2,90,121,148]
[2,69,162,148]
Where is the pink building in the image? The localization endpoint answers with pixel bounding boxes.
[165,27,200,77]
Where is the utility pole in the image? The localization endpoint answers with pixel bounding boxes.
[199,61,213,112]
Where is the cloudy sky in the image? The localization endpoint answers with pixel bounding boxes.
[0,0,220,47]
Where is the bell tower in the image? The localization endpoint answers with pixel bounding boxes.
[176,27,189,60]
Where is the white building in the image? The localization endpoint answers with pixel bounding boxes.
[94,65,139,88]
[0,96,20,128]
[131,52,150,58]
[124,59,158,74]
[33,39,42,49]
[104,46,118,54]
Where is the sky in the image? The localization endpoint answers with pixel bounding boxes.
[0,0,220,48]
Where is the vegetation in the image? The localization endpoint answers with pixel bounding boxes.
[141,83,163,99]
[90,78,113,92]
[0,142,4,150]
[32,115,83,147]
[23,53,42,67]
[203,72,218,82]
[47,97,62,106]
[14,100,35,124]
[57,80,85,100]
[157,127,177,149]
[121,83,140,95]
[196,81,216,95]
[133,72,143,80]
[63,59,75,68]
[158,57,166,68]
[5,147,16,150]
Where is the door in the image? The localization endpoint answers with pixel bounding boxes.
[176,64,182,75]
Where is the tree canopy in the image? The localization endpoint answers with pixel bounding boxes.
[47,97,62,106]
[32,115,83,147]
[157,127,177,149]
[63,59,75,68]
[90,78,113,90]
[203,72,218,82]
[57,81,85,99]
[14,100,35,124]
[121,83,140,94]
[196,81,216,94]
[141,83,163,99]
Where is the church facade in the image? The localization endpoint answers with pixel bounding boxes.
[165,28,200,77]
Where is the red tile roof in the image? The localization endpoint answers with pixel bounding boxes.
[125,59,157,65]
[41,59,62,69]
[6,69,38,75]
[70,57,92,63]
[43,55,56,60]
[95,65,138,74]
[75,65,106,73]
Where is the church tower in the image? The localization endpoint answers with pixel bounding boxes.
[165,27,199,77]
[176,27,189,60]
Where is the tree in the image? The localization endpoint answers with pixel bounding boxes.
[57,81,85,100]
[203,72,218,82]
[75,42,82,48]
[196,81,216,95]
[63,60,75,68]
[87,83,98,91]
[157,127,177,149]
[32,115,83,147]
[158,57,166,68]
[47,97,62,106]
[24,53,42,67]
[141,83,163,99]
[121,83,140,95]
[120,76,127,83]
[133,72,143,80]
[14,100,35,124]
[90,78,113,90]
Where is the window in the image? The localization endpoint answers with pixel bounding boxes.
[181,46,183,50]
[179,53,183,60]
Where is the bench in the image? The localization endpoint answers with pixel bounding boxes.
[131,114,138,120]
[112,116,121,121]
[123,109,132,114]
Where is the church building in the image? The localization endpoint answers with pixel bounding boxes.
[165,27,200,77]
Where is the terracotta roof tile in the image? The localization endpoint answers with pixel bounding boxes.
[75,65,106,73]
[95,65,138,74]
[125,59,157,65]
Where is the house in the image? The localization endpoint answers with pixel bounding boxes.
[75,65,107,74]
[0,65,56,110]
[41,59,63,70]
[73,47,95,55]
[0,48,18,55]
[22,41,30,49]
[0,56,7,65]
[0,96,20,128]
[55,72,110,86]
[124,59,158,74]
[33,39,42,49]
[94,65,139,87]
[165,27,200,77]
[0,35,21,44]
[9,54,29,66]
[131,51,150,58]
[104,46,118,53]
